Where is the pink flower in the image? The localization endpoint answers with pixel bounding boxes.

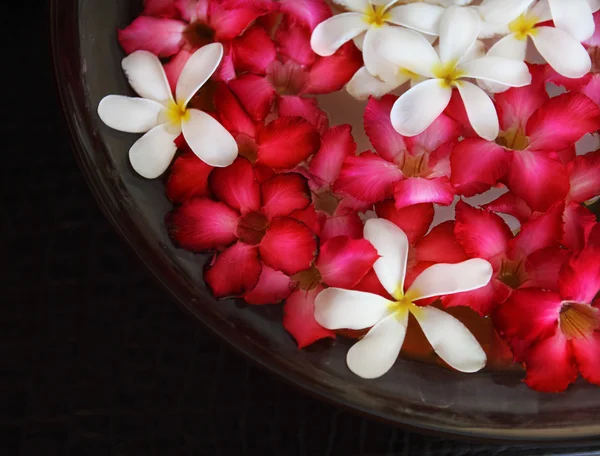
[166,157,318,297]
[334,95,459,209]
[493,244,600,392]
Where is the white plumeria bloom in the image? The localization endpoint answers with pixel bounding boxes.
[314,218,492,379]
[482,0,593,78]
[98,44,237,179]
[310,0,445,80]
[373,6,531,140]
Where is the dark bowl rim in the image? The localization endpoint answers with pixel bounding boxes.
[49,0,600,445]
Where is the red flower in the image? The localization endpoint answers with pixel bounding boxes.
[167,157,317,297]
[494,244,600,392]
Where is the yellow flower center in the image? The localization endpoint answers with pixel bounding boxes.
[496,127,530,151]
[388,289,423,321]
[364,5,390,27]
[432,61,464,89]
[560,302,600,340]
[166,100,190,124]
[508,14,539,41]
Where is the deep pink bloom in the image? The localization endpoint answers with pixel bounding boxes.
[165,150,214,203]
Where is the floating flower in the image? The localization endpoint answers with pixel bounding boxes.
[97,44,238,178]
[375,6,531,140]
[314,218,492,379]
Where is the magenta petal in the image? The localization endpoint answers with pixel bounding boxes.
[214,44,237,83]
[175,0,208,22]
[259,217,318,275]
[364,95,408,164]
[303,43,363,95]
[559,245,600,304]
[243,263,294,305]
[143,0,180,18]
[320,211,363,243]
[167,198,239,251]
[278,96,329,135]
[483,192,532,224]
[525,247,570,291]
[118,16,185,57]
[309,125,356,187]
[375,200,434,245]
[209,157,261,214]
[275,18,315,66]
[334,152,404,204]
[229,74,276,121]
[415,221,468,264]
[509,202,564,260]
[568,150,600,203]
[232,26,277,75]
[210,3,267,41]
[316,236,379,289]
[581,73,600,107]
[283,287,335,349]
[563,203,597,251]
[278,0,331,31]
[205,243,262,298]
[571,333,600,387]
[393,177,455,209]
[166,151,213,203]
[214,83,256,138]
[523,333,577,393]
[164,48,192,93]
[442,280,510,317]
[406,114,460,158]
[450,139,511,192]
[261,173,312,219]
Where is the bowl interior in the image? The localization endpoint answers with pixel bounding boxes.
[55,0,600,442]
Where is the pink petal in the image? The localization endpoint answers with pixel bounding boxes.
[316,236,379,289]
[167,198,239,251]
[442,280,511,317]
[352,269,394,300]
[213,44,237,83]
[213,83,256,138]
[568,150,600,203]
[229,74,276,121]
[393,177,455,209]
[260,173,312,219]
[174,0,208,22]
[334,152,404,204]
[590,223,600,248]
[509,202,564,260]
[303,43,363,95]
[454,201,512,261]
[406,114,460,157]
[291,205,322,236]
[525,247,571,291]
[364,95,408,164]
[546,65,592,91]
[232,26,277,74]
[559,245,600,304]
[571,332,600,386]
[580,73,600,107]
[283,287,335,349]
[164,49,192,93]
[415,221,468,264]
[143,0,180,18]
[259,217,318,275]
[118,16,185,57]
[563,203,597,250]
[209,2,267,41]
[320,211,364,243]
[275,19,316,66]
[256,117,321,169]
[166,150,213,203]
[483,192,532,224]
[450,139,512,194]
[209,157,261,214]
[243,263,294,305]
[523,333,577,393]
[267,60,309,96]
[444,91,478,139]
[309,125,356,187]
[527,93,600,152]
[278,96,329,135]
[205,242,262,298]
[505,149,569,212]
[278,0,332,31]
[375,200,434,245]
[584,10,600,47]
[554,145,577,166]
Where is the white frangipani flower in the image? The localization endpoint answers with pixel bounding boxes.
[482,0,593,78]
[373,6,531,140]
[314,218,492,379]
[546,0,600,42]
[97,44,237,179]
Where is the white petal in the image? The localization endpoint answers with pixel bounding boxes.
[176,43,223,107]
[121,51,174,105]
[531,26,592,78]
[530,0,553,23]
[478,0,535,25]
[486,33,527,60]
[549,0,595,41]
[310,13,370,57]
[97,95,164,133]
[460,56,531,86]
[346,312,408,379]
[346,66,408,100]
[314,288,393,330]
[332,0,369,12]
[406,258,493,301]
[129,123,180,179]
[386,3,445,35]
[462,40,486,63]
[390,79,452,137]
[364,218,409,299]
[353,33,366,51]
[438,5,481,65]
[411,306,487,373]
[363,26,400,81]
[590,0,600,13]
[181,109,238,167]
[373,26,441,77]
[456,81,499,140]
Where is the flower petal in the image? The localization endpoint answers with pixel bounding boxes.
[362,26,400,82]
[275,18,316,66]
[314,288,393,330]
[97,95,164,133]
[442,280,510,317]
[309,125,356,187]
[317,237,379,289]
[164,48,192,93]
[450,138,511,192]
[232,26,277,75]
[456,81,499,141]
[346,66,408,100]
[438,5,480,65]
[460,57,531,87]
[346,312,408,379]
[229,74,277,121]
[310,13,369,57]
[412,306,486,373]
[523,333,577,393]
[209,2,268,41]
[393,176,455,209]
[483,192,532,224]
[166,151,213,203]
[478,0,535,25]
[406,113,460,156]
[209,157,261,214]
[525,246,571,290]
[571,332,600,386]
[176,43,223,106]
[563,203,597,251]
[213,83,256,138]
[121,50,174,104]
[261,173,312,219]
[304,42,364,95]
[486,33,527,61]
[166,198,239,251]
[283,287,336,348]
[415,221,468,264]
[243,263,293,305]
[387,3,444,35]
[118,17,185,58]
[364,95,408,164]
[278,96,330,134]
[320,211,364,243]
[391,79,452,137]
[548,0,595,42]
[531,26,591,79]
[407,259,493,301]
[257,117,321,169]
[559,245,600,304]
[182,108,238,167]
[568,150,600,203]
[364,218,409,299]
[259,217,317,275]
[509,202,565,259]
[375,200,434,245]
[279,0,332,31]
[143,0,179,17]
[205,243,262,298]
[129,123,179,179]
